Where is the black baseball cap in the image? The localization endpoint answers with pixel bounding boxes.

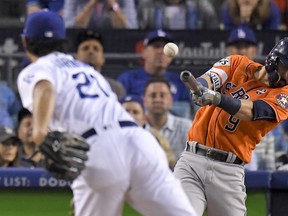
[76,30,103,49]
[0,126,18,143]
[18,108,32,125]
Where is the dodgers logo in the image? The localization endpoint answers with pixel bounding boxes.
[276,94,288,109]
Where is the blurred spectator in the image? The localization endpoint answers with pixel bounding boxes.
[137,0,219,30]
[210,0,225,21]
[75,29,126,99]
[17,108,44,168]
[26,0,64,15]
[117,29,192,118]
[0,0,26,28]
[0,126,21,168]
[245,151,258,170]
[0,81,22,128]
[256,126,287,170]
[143,77,192,161]
[226,24,258,60]
[274,0,288,30]
[63,0,138,29]
[220,0,281,30]
[120,94,176,168]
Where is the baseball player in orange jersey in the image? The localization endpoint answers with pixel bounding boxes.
[174,37,288,216]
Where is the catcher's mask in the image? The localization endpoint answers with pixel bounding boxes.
[265,37,288,88]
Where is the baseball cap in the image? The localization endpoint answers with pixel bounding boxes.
[227,25,257,45]
[0,126,17,143]
[22,10,66,39]
[76,30,103,49]
[120,95,144,109]
[143,29,174,46]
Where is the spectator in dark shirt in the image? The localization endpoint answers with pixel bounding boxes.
[17,108,44,167]
[0,126,21,168]
[117,29,192,118]
[75,29,126,99]
[220,0,281,30]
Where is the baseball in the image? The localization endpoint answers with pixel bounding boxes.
[163,42,179,57]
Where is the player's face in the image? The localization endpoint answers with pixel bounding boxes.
[142,41,173,75]
[122,101,146,126]
[17,116,33,144]
[76,39,105,71]
[144,83,173,115]
[275,61,288,87]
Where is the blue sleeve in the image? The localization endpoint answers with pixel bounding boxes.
[263,1,281,30]
[117,72,130,90]
[220,6,235,30]
[0,110,14,128]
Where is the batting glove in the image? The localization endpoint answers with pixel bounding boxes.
[191,85,221,107]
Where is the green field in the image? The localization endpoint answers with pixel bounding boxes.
[0,188,266,216]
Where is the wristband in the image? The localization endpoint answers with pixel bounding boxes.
[217,94,241,116]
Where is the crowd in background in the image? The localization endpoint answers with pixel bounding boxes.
[1,0,288,171]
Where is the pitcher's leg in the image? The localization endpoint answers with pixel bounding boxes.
[127,129,197,216]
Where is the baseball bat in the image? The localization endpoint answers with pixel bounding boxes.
[180,70,202,96]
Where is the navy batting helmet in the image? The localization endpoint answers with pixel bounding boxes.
[265,37,288,87]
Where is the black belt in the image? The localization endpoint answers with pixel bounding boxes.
[186,143,244,165]
[82,121,138,139]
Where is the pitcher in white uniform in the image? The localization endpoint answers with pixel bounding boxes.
[17,11,197,216]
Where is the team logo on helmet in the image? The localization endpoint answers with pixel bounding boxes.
[276,94,288,109]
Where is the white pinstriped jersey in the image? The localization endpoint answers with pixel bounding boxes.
[17,52,134,135]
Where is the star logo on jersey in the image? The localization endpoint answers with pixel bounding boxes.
[276,94,288,109]
[213,57,230,66]
[256,89,266,94]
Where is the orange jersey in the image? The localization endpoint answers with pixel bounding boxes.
[188,55,288,163]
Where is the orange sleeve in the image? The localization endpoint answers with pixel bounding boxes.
[203,55,261,91]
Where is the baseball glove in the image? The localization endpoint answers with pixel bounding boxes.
[39,131,90,181]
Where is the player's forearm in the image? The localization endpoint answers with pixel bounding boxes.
[32,80,55,146]
[199,74,253,120]
[233,99,253,120]
[108,0,127,28]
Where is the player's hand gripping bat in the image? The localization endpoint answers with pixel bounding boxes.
[180,70,221,106]
[180,70,202,96]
